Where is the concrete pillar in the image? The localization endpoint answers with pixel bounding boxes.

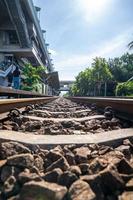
[42,83,44,94]
[44,84,48,95]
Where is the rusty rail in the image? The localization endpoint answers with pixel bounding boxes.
[0,96,133,122]
[0,97,57,114]
[68,97,133,121]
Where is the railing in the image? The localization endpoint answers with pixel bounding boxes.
[0,64,15,78]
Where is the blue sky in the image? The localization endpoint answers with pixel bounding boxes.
[33,0,133,80]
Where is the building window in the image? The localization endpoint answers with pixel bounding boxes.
[8,30,19,44]
[3,30,19,45]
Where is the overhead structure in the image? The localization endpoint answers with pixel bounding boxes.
[60,80,74,91]
[43,71,60,95]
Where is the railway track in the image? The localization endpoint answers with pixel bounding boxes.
[0,97,133,200]
[68,97,133,121]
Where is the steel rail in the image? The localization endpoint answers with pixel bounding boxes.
[0,96,133,122]
[0,97,57,114]
[68,97,133,121]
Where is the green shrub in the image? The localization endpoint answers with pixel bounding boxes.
[21,85,33,91]
[21,83,42,93]
[21,64,45,93]
[116,81,133,96]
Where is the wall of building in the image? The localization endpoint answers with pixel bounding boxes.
[0,53,4,62]
[0,0,57,95]
[0,77,8,86]
[0,31,3,48]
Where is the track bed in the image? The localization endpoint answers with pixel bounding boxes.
[0,97,133,200]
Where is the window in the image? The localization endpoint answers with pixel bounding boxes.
[8,30,19,44]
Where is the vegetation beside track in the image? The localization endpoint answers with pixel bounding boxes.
[69,53,133,97]
[21,64,46,93]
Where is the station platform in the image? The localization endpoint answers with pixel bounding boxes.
[0,86,49,98]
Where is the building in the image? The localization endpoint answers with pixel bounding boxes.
[0,0,59,95]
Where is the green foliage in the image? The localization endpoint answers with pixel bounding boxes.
[69,57,113,96]
[116,81,133,96]
[21,64,46,92]
[69,53,133,97]
[108,53,133,82]
[63,92,69,97]
[92,57,113,81]
[69,83,80,96]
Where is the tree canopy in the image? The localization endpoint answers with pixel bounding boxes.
[108,53,133,82]
[69,53,133,97]
[70,57,113,96]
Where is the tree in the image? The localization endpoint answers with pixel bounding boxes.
[21,64,46,92]
[108,53,133,82]
[69,57,113,96]
[69,53,133,97]
[91,57,113,96]
[69,84,78,96]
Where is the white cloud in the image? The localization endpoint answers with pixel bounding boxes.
[75,0,113,23]
[93,29,133,57]
[55,29,133,80]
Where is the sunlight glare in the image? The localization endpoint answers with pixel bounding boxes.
[76,0,112,22]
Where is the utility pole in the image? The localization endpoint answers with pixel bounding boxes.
[104,81,107,97]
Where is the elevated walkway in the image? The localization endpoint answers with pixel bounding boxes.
[60,80,74,91]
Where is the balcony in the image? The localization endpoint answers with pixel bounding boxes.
[0,40,44,67]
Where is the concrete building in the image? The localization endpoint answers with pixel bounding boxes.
[0,0,59,95]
